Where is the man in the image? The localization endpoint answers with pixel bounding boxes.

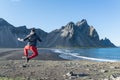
[18,28,42,62]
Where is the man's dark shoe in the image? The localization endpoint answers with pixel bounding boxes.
[27,57,30,63]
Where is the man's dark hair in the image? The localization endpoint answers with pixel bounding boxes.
[31,28,35,32]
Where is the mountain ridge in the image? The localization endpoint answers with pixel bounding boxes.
[0,18,116,48]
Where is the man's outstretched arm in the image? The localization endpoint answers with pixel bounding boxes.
[17,34,30,42]
[17,38,24,42]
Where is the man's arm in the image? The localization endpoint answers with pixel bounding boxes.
[23,35,29,41]
[18,38,24,42]
[18,34,30,42]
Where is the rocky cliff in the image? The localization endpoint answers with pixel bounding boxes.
[0,18,47,48]
[43,19,116,47]
[0,18,116,48]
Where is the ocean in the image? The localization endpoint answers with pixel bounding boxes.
[52,48,120,62]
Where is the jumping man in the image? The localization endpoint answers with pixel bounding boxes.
[18,28,42,62]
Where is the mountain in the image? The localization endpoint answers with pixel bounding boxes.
[100,38,115,47]
[0,18,116,48]
[0,18,47,48]
[11,26,48,47]
[0,18,17,47]
[43,19,116,48]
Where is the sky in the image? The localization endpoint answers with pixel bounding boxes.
[0,0,120,46]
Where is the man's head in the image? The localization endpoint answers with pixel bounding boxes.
[31,28,35,32]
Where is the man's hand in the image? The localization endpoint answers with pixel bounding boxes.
[18,38,24,42]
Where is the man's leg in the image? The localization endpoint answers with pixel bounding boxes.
[29,46,38,59]
[24,46,29,57]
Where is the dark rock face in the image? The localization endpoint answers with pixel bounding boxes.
[100,38,115,47]
[44,19,116,47]
[0,18,17,47]
[0,18,116,48]
[0,18,47,48]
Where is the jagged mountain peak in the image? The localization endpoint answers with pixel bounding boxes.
[63,19,88,30]
[60,22,76,38]
[100,37,115,47]
[0,18,14,28]
[67,21,75,25]
[44,19,116,47]
[65,21,75,28]
[89,26,99,41]
[76,19,88,27]
[101,37,111,43]
[0,18,9,24]
[81,19,87,23]
[60,20,97,39]
[0,18,6,22]
[0,18,116,48]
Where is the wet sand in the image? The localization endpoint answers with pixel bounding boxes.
[0,48,65,60]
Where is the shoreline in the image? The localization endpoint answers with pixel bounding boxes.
[0,48,120,62]
[0,49,120,79]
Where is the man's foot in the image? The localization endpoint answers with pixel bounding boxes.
[26,57,30,63]
[22,56,27,59]
[22,56,30,63]
[22,64,29,68]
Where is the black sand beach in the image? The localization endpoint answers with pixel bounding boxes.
[0,48,65,60]
[0,48,120,80]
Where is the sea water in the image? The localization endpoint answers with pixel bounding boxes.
[52,48,120,62]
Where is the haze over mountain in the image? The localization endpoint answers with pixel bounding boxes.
[0,18,116,48]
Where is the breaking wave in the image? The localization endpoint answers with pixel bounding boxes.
[52,49,118,62]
